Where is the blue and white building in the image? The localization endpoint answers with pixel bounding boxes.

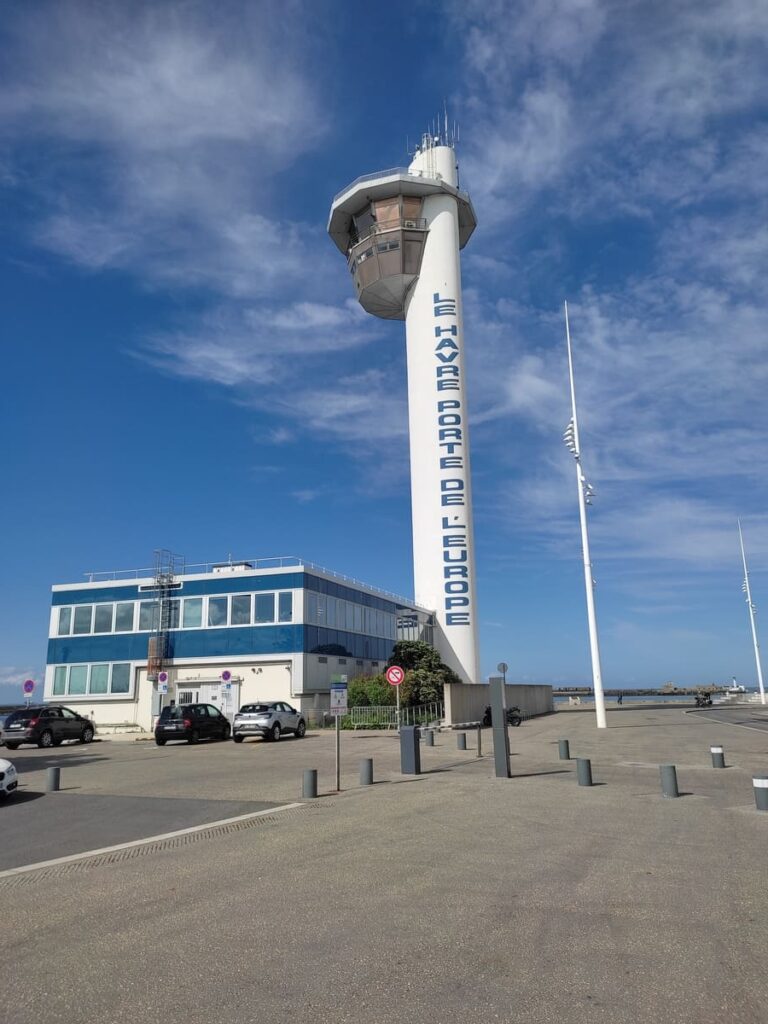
[45,557,434,731]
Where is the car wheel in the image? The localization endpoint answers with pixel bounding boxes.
[189,729,200,745]
[38,730,54,749]
[80,726,94,744]
[233,734,244,744]
[295,719,306,739]
[155,738,166,746]
[269,723,281,742]
[5,743,19,751]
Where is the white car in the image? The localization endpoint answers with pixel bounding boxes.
[232,702,307,743]
[0,758,18,798]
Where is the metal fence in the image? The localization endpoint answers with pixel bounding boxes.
[337,702,444,730]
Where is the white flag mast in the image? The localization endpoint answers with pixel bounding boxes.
[738,519,766,705]
[563,302,607,729]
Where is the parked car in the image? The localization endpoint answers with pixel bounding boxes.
[0,757,18,798]
[155,703,231,746]
[232,701,306,743]
[1,705,95,749]
[0,709,24,746]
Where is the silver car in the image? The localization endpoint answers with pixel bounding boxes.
[232,701,306,743]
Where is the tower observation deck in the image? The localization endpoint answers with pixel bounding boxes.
[328,130,480,685]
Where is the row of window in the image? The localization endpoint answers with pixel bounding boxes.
[55,592,294,637]
[52,663,132,697]
[305,593,396,639]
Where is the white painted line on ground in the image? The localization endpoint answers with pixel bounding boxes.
[0,802,304,879]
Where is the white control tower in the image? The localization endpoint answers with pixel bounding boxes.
[328,127,480,684]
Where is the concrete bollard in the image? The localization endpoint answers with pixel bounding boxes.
[46,766,61,793]
[425,729,435,747]
[476,724,482,758]
[360,758,373,787]
[558,739,571,761]
[659,764,680,799]
[302,769,318,799]
[710,745,726,769]
[576,758,593,787]
[752,775,768,812]
[457,732,467,751]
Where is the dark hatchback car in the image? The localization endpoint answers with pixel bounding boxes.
[1,705,95,749]
[155,703,231,746]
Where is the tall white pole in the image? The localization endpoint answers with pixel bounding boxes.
[564,302,607,729]
[738,519,765,705]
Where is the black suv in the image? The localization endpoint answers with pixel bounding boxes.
[155,704,231,746]
[1,705,95,749]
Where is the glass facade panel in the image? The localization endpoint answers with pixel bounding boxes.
[306,592,317,624]
[254,593,274,624]
[278,592,293,623]
[72,605,93,635]
[208,597,228,627]
[182,598,203,628]
[231,595,251,625]
[89,664,109,694]
[111,664,131,694]
[354,604,363,632]
[114,602,134,632]
[345,602,354,630]
[93,604,114,633]
[139,601,159,631]
[57,607,72,636]
[68,665,88,694]
[53,666,67,695]
[168,599,180,629]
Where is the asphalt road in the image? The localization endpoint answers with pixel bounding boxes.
[2,710,768,1024]
[691,705,768,732]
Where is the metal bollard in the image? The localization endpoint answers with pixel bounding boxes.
[558,739,571,760]
[710,745,726,769]
[425,729,434,747]
[46,766,60,793]
[360,758,373,787]
[302,769,318,799]
[457,732,467,751]
[659,764,680,799]
[476,724,482,757]
[576,757,593,787]
[753,775,768,812]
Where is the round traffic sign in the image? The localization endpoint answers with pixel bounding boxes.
[23,679,35,695]
[497,662,508,674]
[158,671,168,683]
[385,665,404,686]
[221,670,231,682]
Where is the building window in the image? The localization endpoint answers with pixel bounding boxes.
[72,605,93,635]
[114,602,134,632]
[208,597,228,627]
[306,592,318,624]
[111,664,131,694]
[53,666,67,695]
[182,598,203,628]
[93,604,114,634]
[57,607,72,636]
[231,594,252,626]
[139,601,159,631]
[338,658,347,665]
[90,664,109,695]
[278,592,293,623]
[68,665,88,694]
[255,593,275,624]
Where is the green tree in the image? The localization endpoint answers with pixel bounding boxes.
[386,640,460,706]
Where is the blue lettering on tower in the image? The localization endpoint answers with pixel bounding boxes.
[433,293,471,629]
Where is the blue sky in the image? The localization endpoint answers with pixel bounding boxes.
[2,0,768,700]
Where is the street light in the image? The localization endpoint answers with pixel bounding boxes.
[563,302,607,729]
[738,519,766,705]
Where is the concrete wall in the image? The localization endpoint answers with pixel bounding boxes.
[444,682,553,725]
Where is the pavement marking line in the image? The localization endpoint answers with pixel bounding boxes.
[0,802,304,879]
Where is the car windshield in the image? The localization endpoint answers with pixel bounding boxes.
[159,706,191,720]
[4,709,43,725]
[239,704,273,714]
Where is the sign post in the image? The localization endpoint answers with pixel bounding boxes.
[23,679,35,707]
[386,665,404,731]
[330,675,348,791]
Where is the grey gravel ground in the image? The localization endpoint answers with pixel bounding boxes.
[2,707,767,1024]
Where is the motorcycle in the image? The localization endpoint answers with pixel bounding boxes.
[694,692,712,707]
[482,704,523,728]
